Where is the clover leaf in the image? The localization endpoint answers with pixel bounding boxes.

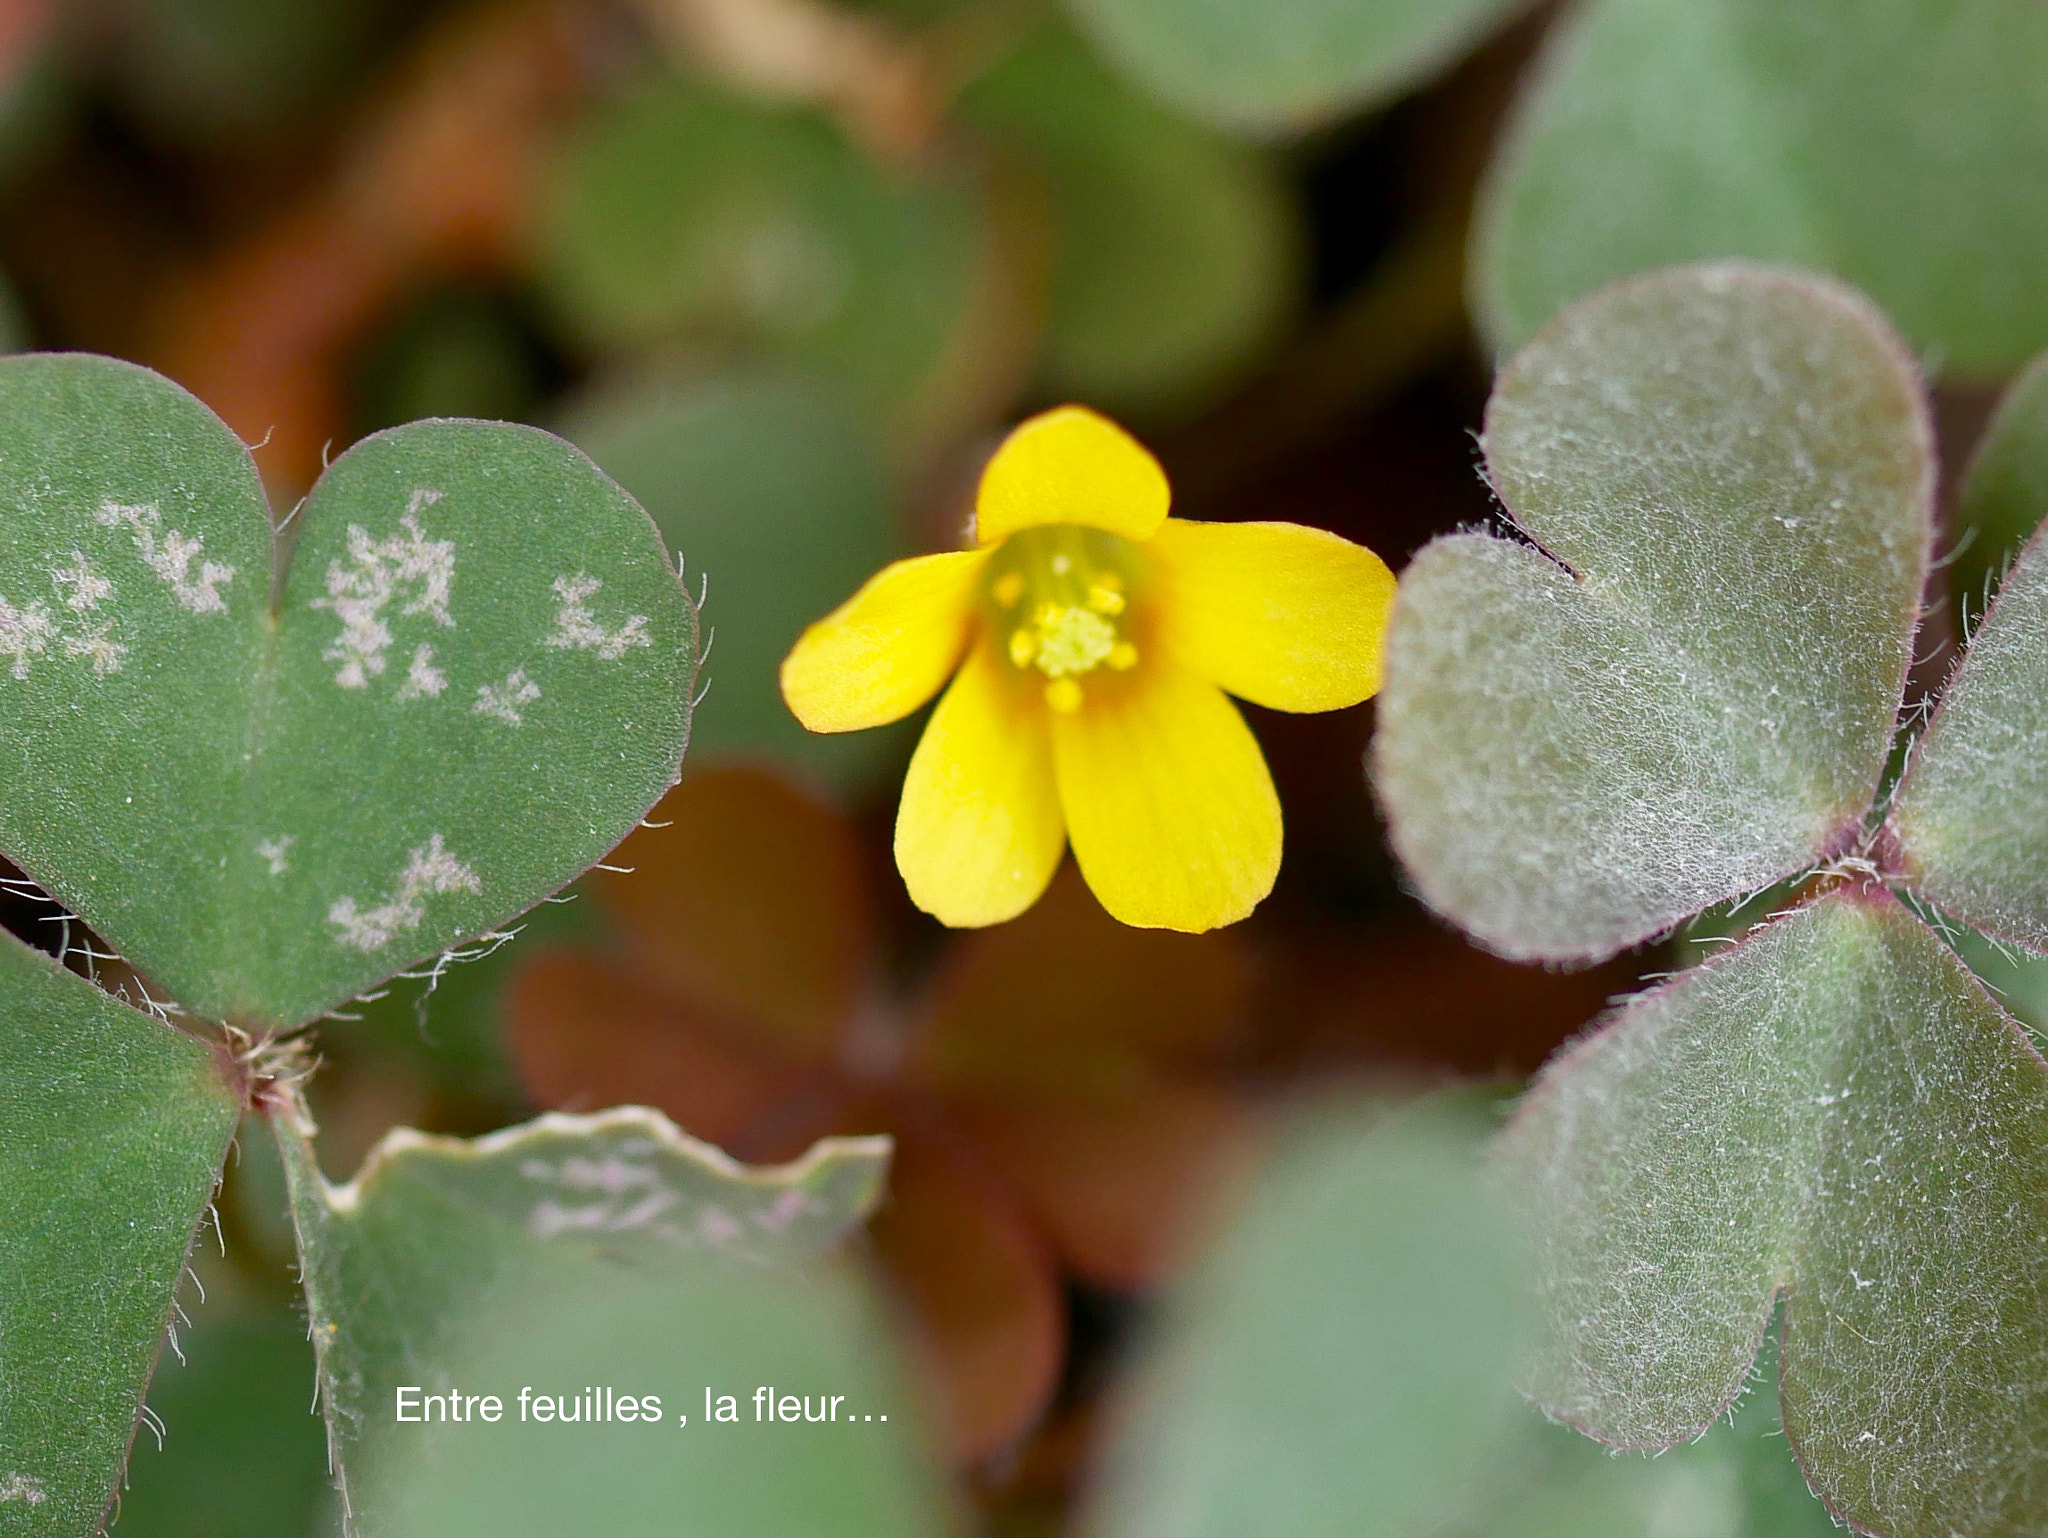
[1374,261,2048,1538]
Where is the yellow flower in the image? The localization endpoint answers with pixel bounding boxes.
[780,405,1396,933]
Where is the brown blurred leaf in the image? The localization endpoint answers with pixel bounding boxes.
[507,948,844,1160]
[592,767,873,1067]
[1258,916,1639,1079]
[954,1083,1259,1291]
[871,1135,1065,1463]
[145,0,587,497]
[912,864,1254,1102]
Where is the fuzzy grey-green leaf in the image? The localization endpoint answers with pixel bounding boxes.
[1373,264,1929,962]
[1474,0,2048,375]
[1892,525,2048,950]
[271,1103,888,1537]
[1499,891,2048,1537]
[0,354,697,1028]
[0,929,238,1537]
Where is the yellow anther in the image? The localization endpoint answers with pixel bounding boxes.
[1087,583,1126,616]
[992,570,1025,609]
[1050,553,1072,576]
[1108,641,1138,670]
[1034,606,1115,677]
[1045,677,1083,713]
[1008,628,1037,668]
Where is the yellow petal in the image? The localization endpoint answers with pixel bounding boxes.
[1148,518,1397,712]
[976,405,1170,546]
[780,549,987,733]
[1050,664,1280,932]
[896,638,1066,927]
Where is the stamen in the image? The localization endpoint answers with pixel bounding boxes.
[1045,677,1083,712]
[1034,606,1115,677]
[981,525,1143,708]
[1087,583,1125,616]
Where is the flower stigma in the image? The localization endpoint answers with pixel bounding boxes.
[984,524,1143,713]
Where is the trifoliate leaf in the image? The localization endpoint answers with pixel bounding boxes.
[0,354,697,1028]
[1474,0,2048,376]
[1374,264,1930,963]
[0,929,238,1536]
[271,1102,888,1537]
[1498,891,2048,1538]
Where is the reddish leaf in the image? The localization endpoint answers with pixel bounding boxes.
[595,768,873,1069]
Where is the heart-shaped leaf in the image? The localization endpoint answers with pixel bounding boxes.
[1498,889,2048,1537]
[270,1101,888,1536]
[1892,522,2048,949]
[962,22,1299,412]
[0,928,238,1536]
[538,77,987,422]
[1063,0,1526,134]
[0,354,697,1029]
[1474,0,2048,376]
[1372,264,1929,963]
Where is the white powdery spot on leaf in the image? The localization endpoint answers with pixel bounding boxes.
[51,551,111,613]
[0,593,55,679]
[256,835,294,876]
[311,492,454,690]
[0,1474,47,1506]
[327,833,480,953]
[396,643,447,701]
[61,623,126,677]
[543,572,651,660]
[96,501,235,614]
[472,668,540,725]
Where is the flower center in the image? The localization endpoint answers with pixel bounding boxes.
[983,525,1141,713]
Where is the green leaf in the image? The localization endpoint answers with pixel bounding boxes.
[0,354,697,1028]
[1372,264,1929,963]
[1474,0,2048,376]
[361,1258,952,1538]
[1949,348,2048,633]
[270,1102,889,1535]
[539,77,985,421]
[1498,890,2048,1537]
[963,22,1299,412]
[0,928,238,1535]
[1086,1096,1844,1538]
[1482,1336,1840,1538]
[1892,522,2048,949]
[1085,1096,1532,1538]
[1062,0,1525,134]
[559,371,907,793]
